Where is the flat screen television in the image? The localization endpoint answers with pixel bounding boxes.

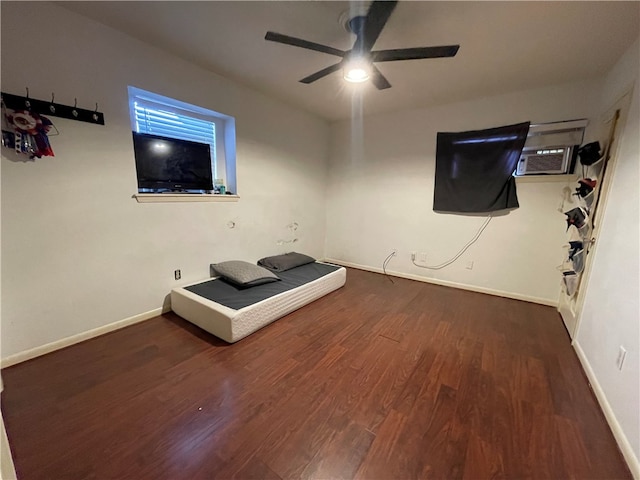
[132,132,213,192]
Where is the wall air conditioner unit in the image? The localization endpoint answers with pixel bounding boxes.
[516,119,588,176]
[517,147,572,175]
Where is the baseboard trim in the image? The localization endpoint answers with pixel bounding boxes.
[324,258,558,307]
[1,306,170,368]
[573,340,640,479]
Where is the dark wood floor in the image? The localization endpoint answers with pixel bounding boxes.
[2,268,631,479]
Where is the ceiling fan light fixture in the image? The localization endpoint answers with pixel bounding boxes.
[343,59,371,83]
[344,67,369,83]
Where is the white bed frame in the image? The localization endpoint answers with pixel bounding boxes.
[170,264,346,343]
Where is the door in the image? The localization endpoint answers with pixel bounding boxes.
[558,88,633,339]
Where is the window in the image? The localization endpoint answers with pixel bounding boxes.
[128,86,236,195]
[514,119,587,176]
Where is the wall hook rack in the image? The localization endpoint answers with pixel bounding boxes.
[1,90,105,125]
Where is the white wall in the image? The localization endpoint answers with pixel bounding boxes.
[575,37,640,474]
[0,26,16,477]
[326,79,603,304]
[0,13,17,478]
[0,2,329,358]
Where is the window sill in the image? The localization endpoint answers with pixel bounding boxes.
[133,194,239,203]
[514,174,578,183]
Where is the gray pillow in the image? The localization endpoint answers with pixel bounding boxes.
[211,260,280,288]
[257,252,316,272]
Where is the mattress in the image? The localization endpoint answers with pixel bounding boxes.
[171,262,346,343]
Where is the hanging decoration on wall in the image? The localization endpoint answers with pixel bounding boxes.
[563,206,589,231]
[577,141,602,166]
[1,88,104,160]
[574,177,597,210]
[574,178,597,198]
[2,108,57,159]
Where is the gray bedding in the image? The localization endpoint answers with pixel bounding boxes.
[185,262,340,310]
[257,252,315,272]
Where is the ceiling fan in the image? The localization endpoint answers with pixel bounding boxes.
[264,0,460,90]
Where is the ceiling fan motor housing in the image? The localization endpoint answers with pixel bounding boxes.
[338,4,369,33]
[347,15,367,36]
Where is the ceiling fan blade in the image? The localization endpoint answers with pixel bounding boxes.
[353,0,398,54]
[300,62,343,84]
[265,31,345,57]
[371,45,460,62]
[370,65,391,90]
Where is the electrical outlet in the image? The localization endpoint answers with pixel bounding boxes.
[466,260,474,270]
[174,269,181,280]
[419,252,428,263]
[616,346,627,371]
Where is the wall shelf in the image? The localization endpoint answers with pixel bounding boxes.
[133,194,239,203]
[515,174,578,184]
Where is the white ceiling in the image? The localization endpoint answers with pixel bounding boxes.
[57,1,639,122]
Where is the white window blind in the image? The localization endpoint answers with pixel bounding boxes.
[133,101,217,177]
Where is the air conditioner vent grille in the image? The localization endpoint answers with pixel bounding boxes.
[524,153,566,172]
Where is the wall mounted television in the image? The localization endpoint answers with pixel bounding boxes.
[132,132,214,192]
